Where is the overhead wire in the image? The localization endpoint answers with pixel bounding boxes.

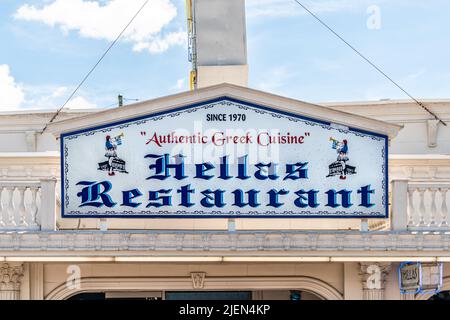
[41,0,150,133]
[293,0,446,126]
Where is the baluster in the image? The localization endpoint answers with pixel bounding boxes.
[28,187,39,228]
[440,188,449,228]
[0,187,5,227]
[5,187,16,227]
[418,188,426,227]
[16,186,27,227]
[429,188,438,228]
[407,188,415,227]
[36,187,42,228]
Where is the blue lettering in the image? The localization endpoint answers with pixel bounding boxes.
[200,189,225,208]
[254,163,279,180]
[177,184,195,207]
[195,162,215,180]
[284,162,308,180]
[219,156,232,180]
[76,181,116,208]
[147,189,172,207]
[232,189,260,207]
[358,185,375,208]
[145,153,186,180]
[237,155,250,180]
[121,189,142,208]
[294,189,319,208]
[267,189,289,208]
[326,189,353,208]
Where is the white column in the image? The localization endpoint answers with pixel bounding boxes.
[344,262,363,300]
[39,178,57,231]
[0,263,24,300]
[29,263,44,300]
[391,179,409,231]
[25,131,37,152]
[360,262,392,300]
[427,119,440,148]
[401,293,416,300]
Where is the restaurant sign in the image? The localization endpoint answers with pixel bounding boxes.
[399,262,443,294]
[60,97,388,218]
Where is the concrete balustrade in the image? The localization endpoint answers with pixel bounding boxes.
[391,180,450,232]
[406,183,450,232]
[0,178,449,234]
[0,179,56,231]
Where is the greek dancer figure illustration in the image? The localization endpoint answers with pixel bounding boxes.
[327,137,356,179]
[337,139,349,179]
[105,135,117,176]
[98,133,128,175]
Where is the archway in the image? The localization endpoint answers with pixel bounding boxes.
[46,276,343,300]
[428,290,450,300]
[415,277,450,300]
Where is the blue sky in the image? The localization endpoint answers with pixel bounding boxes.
[0,0,449,111]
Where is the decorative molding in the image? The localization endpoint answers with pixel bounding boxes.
[191,272,206,289]
[0,110,94,133]
[427,119,439,148]
[326,100,450,123]
[45,276,343,300]
[25,131,37,152]
[29,263,44,300]
[0,153,60,182]
[389,156,450,181]
[359,262,392,300]
[0,231,450,253]
[0,263,24,300]
[45,83,401,139]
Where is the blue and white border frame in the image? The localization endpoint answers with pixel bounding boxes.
[60,96,389,219]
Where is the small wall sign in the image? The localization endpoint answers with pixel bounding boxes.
[399,262,443,294]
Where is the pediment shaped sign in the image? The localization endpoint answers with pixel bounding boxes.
[61,96,388,218]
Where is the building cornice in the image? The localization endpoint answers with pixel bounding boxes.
[324,101,450,123]
[0,231,449,259]
[45,83,402,140]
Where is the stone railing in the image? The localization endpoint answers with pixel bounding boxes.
[2,177,450,233]
[0,179,56,231]
[391,180,450,232]
[407,183,450,232]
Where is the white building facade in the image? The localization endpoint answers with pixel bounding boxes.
[0,83,449,300]
[1,0,449,301]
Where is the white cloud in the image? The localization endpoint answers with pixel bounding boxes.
[313,59,343,73]
[20,84,99,110]
[256,66,295,93]
[51,86,68,98]
[0,64,25,110]
[172,77,186,90]
[0,67,98,110]
[20,84,68,109]
[133,30,186,54]
[246,0,385,19]
[14,0,186,54]
[64,96,97,109]
[402,69,427,82]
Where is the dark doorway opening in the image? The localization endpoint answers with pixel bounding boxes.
[165,291,252,300]
[429,290,450,300]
